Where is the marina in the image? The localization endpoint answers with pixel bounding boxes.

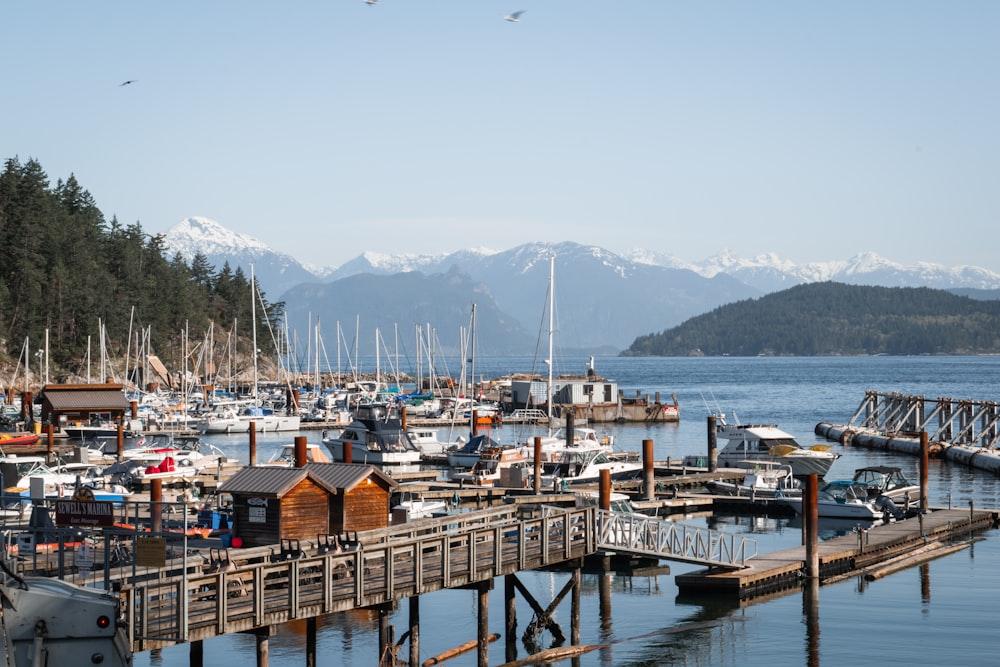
[2,355,1000,666]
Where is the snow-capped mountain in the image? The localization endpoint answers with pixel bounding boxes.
[163,217,1000,350]
[626,248,1000,292]
[164,216,319,295]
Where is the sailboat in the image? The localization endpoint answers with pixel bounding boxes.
[199,265,301,434]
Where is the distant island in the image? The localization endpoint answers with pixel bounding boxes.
[622,282,1000,356]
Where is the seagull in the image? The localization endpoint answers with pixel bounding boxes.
[119,80,137,87]
[504,10,525,22]
[364,0,378,5]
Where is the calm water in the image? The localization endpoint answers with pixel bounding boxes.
[140,356,1000,666]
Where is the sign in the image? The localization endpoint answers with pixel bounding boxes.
[135,537,167,567]
[248,496,268,523]
[75,543,95,569]
[55,500,115,527]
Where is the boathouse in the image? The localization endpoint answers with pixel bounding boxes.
[37,383,132,427]
[218,463,397,548]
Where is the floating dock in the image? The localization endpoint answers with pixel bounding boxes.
[676,506,998,599]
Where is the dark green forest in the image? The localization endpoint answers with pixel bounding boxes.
[0,157,283,380]
[623,282,1000,356]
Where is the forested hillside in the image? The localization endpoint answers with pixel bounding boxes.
[0,157,282,380]
[623,282,1000,356]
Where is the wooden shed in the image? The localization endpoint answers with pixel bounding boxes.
[217,463,397,548]
[37,383,133,427]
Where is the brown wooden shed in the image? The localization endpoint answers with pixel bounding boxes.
[37,383,131,427]
[217,463,397,548]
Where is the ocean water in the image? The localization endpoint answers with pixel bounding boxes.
[139,356,1000,666]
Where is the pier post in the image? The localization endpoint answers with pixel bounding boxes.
[804,475,819,579]
[117,421,124,459]
[707,415,718,472]
[343,440,352,464]
[920,431,929,512]
[599,469,611,510]
[571,566,581,645]
[533,437,543,494]
[804,576,820,665]
[46,422,54,457]
[505,576,517,662]
[378,606,391,666]
[477,581,490,667]
[642,439,654,500]
[254,626,271,667]
[249,424,257,466]
[150,479,163,535]
[190,639,204,667]
[408,596,421,667]
[306,617,316,667]
[294,436,308,468]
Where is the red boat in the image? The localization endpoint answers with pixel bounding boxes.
[0,432,40,449]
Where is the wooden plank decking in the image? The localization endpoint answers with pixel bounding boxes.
[675,506,998,599]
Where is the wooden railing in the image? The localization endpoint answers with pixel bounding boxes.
[123,505,597,650]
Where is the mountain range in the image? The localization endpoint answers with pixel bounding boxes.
[163,216,1000,354]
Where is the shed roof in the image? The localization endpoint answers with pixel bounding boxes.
[304,462,397,493]
[219,462,398,498]
[217,466,309,497]
[40,384,131,411]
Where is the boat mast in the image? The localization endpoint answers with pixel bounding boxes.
[546,254,554,433]
[251,264,259,409]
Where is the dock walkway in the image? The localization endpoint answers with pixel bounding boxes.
[676,506,998,599]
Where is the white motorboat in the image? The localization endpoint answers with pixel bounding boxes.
[261,443,331,466]
[851,465,920,503]
[322,403,422,467]
[199,403,301,434]
[706,462,802,499]
[407,426,464,459]
[686,413,839,477]
[525,427,616,462]
[777,480,894,519]
[451,446,529,487]
[540,445,643,489]
[391,491,448,522]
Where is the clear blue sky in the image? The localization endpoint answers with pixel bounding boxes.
[4,1,998,271]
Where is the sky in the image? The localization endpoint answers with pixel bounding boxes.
[4,1,999,271]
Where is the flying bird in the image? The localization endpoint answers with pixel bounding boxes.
[364,0,378,5]
[504,11,525,22]
[119,80,137,86]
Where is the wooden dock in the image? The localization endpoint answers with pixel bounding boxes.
[675,506,999,599]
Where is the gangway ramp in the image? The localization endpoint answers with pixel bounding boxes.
[594,509,757,569]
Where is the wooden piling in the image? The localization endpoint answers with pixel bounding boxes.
[255,627,269,667]
[477,582,489,667]
[571,567,581,645]
[46,422,54,457]
[504,576,517,663]
[642,439,654,500]
[117,421,124,459]
[306,617,316,667]
[190,639,204,667]
[343,440,352,464]
[409,595,420,667]
[599,470,611,510]
[804,474,819,579]
[294,436,307,468]
[150,479,163,535]
[920,431,929,512]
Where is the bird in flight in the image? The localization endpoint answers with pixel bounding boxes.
[364,0,378,5]
[504,11,525,22]
[119,80,137,87]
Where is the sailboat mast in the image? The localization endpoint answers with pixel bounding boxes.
[547,255,554,430]
[251,264,259,408]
